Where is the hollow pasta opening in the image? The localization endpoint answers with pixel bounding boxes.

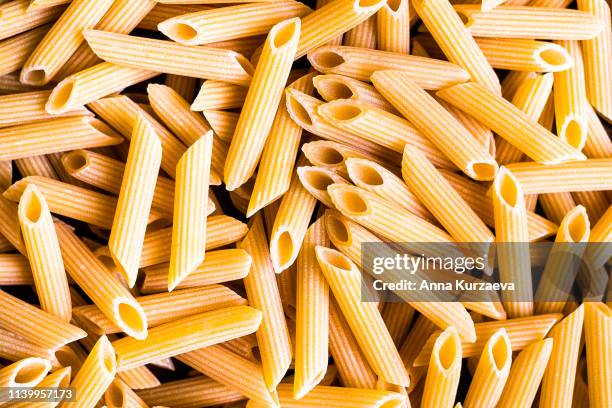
[349,162,384,186]
[359,0,384,7]
[106,381,124,407]
[471,162,497,181]
[273,19,299,48]
[436,333,458,370]
[48,80,74,112]
[379,400,404,408]
[562,120,585,150]
[23,190,43,223]
[117,302,146,340]
[54,348,77,369]
[101,339,117,373]
[538,48,570,68]
[318,248,352,271]
[275,231,294,267]
[22,69,46,85]
[14,361,48,384]
[312,51,345,69]
[386,0,403,12]
[316,78,354,100]
[287,95,313,126]
[334,188,368,214]
[325,213,350,245]
[62,151,88,173]
[567,210,588,242]
[323,102,362,121]
[165,22,198,42]
[303,169,335,191]
[490,334,510,371]
[313,146,344,166]
[58,370,71,387]
[497,172,519,207]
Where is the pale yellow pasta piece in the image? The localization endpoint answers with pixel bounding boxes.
[136,376,243,408]
[491,167,533,317]
[496,72,554,165]
[463,329,511,408]
[0,0,63,41]
[399,315,437,392]
[298,165,350,210]
[500,70,536,100]
[0,25,48,77]
[436,81,586,164]
[0,90,92,129]
[454,5,604,39]
[420,327,461,408]
[137,4,210,31]
[202,110,238,143]
[138,216,247,268]
[295,0,385,58]
[159,1,310,45]
[0,357,50,388]
[84,30,254,86]
[313,74,397,113]
[572,191,608,224]
[191,80,247,111]
[285,90,401,161]
[147,83,227,185]
[20,0,115,85]
[377,0,409,53]
[401,145,494,255]
[317,99,454,169]
[315,247,409,387]
[584,302,612,408]
[539,305,584,408]
[496,338,553,408]
[58,336,116,408]
[0,160,11,191]
[55,222,148,339]
[0,330,55,362]
[47,63,158,115]
[302,139,390,178]
[309,45,469,88]
[104,379,149,408]
[0,254,31,285]
[371,70,497,180]
[474,38,572,72]
[345,158,431,220]
[0,116,122,161]
[380,302,415,348]
[9,366,72,408]
[539,192,576,225]
[413,0,500,94]
[436,98,494,155]
[224,18,300,190]
[553,40,588,151]
[168,134,213,291]
[294,219,330,398]
[578,0,612,122]
[18,184,71,321]
[505,159,612,194]
[535,206,590,314]
[572,358,590,408]
[108,114,162,288]
[164,74,197,101]
[415,313,561,366]
[28,0,71,10]
[247,72,315,217]
[343,16,377,48]
[89,96,188,178]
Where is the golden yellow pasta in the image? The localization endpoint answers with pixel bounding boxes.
[371,70,497,180]
[104,379,149,408]
[343,15,377,48]
[309,45,470,88]
[313,74,397,113]
[0,25,47,78]
[238,214,292,390]
[377,0,409,53]
[136,376,243,408]
[84,30,254,86]
[0,357,51,388]
[420,327,462,408]
[9,366,72,408]
[584,302,612,408]
[474,38,573,72]
[191,80,247,111]
[168,134,213,291]
[18,184,71,322]
[0,0,63,41]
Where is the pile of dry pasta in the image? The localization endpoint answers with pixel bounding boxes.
[0,0,610,406]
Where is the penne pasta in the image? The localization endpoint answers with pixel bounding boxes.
[399,315,439,392]
[247,72,315,217]
[420,327,462,408]
[308,45,470,88]
[18,184,71,321]
[294,219,329,398]
[0,254,31,285]
[0,25,48,78]
[413,0,500,94]
[376,0,409,53]
[159,2,310,45]
[584,302,612,408]
[539,305,585,408]
[474,38,573,72]
[578,0,612,122]
[59,336,116,408]
[147,84,226,185]
[47,63,158,114]
[316,247,410,387]
[20,0,115,85]
[9,366,72,408]
[202,110,238,143]
[313,74,397,113]
[104,379,149,408]
[191,80,247,111]
[380,301,414,347]
[496,338,554,408]
[84,30,254,86]
[0,195,26,254]
[463,329,511,408]
[224,18,300,190]
[454,5,604,39]
[109,114,162,288]
[238,214,292,390]
[302,139,390,178]
[55,222,149,339]
[0,116,122,161]
[168,134,213,291]
[436,81,586,164]
[371,71,497,180]
[0,357,51,388]
[343,15,377,48]
[0,327,54,362]
[0,0,64,41]
[165,74,197,100]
